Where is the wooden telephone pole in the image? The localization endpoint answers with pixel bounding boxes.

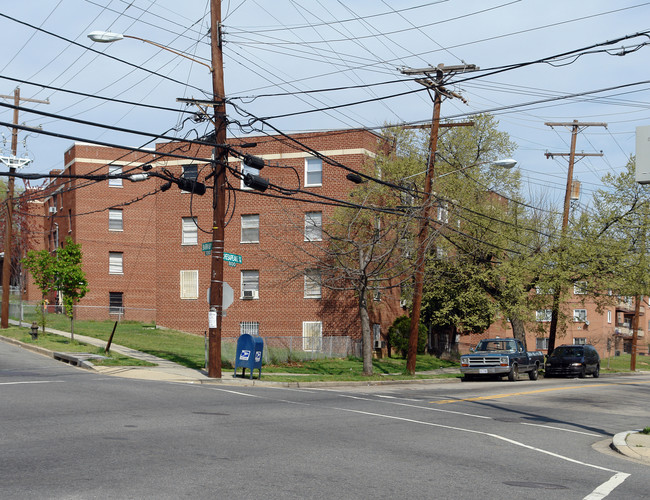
[400,64,478,375]
[0,88,49,328]
[543,120,606,354]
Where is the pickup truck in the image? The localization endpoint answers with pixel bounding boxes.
[460,338,543,381]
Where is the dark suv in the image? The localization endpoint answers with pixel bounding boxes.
[544,344,600,378]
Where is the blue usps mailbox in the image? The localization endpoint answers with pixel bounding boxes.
[234,334,264,379]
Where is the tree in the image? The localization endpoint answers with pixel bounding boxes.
[55,238,89,341]
[21,248,56,333]
[22,237,88,340]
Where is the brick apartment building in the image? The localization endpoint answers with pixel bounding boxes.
[457,288,647,359]
[27,129,402,350]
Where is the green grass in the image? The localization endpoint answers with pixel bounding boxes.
[0,327,156,367]
[641,427,650,435]
[601,353,650,372]
[10,313,461,380]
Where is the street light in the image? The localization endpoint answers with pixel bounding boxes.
[88,0,227,379]
[87,31,213,72]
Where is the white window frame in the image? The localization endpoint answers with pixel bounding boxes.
[241,270,259,299]
[536,309,552,322]
[109,209,123,232]
[573,309,587,322]
[109,291,124,315]
[182,217,198,246]
[241,214,260,243]
[180,270,199,299]
[607,310,612,324]
[536,337,549,350]
[303,321,322,351]
[304,211,322,242]
[240,321,260,336]
[108,165,122,187]
[573,337,587,345]
[240,160,261,190]
[573,281,587,295]
[305,157,323,187]
[304,270,322,299]
[109,252,123,275]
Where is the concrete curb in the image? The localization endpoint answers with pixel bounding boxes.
[610,430,650,465]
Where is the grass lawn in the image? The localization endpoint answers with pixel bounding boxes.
[10,314,460,379]
[601,352,650,372]
[0,327,156,367]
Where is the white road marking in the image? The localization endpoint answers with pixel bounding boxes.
[0,380,64,386]
[521,422,603,437]
[340,394,492,419]
[377,395,422,402]
[584,472,631,500]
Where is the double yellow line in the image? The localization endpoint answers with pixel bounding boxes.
[432,380,650,404]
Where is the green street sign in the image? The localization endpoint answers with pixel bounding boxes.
[223,252,243,265]
[202,242,212,252]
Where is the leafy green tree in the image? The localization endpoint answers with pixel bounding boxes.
[388,315,426,357]
[55,238,89,340]
[21,249,56,333]
[22,238,88,340]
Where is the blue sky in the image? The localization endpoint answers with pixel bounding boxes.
[1,0,649,209]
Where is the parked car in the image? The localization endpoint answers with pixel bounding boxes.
[544,344,600,378]
[460,338,543,381]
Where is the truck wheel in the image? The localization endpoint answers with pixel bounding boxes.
[578,366,586,378]
[507,364,518,381]
[528,366,539,380]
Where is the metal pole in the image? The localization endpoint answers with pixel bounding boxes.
[207,0,227,378]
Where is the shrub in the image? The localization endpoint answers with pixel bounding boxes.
[388,315,427,357]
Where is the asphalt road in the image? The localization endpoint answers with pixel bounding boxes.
[1,341,649,499]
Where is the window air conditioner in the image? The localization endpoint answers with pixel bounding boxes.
[374,340,385,349]
[49,207,57,214]
[242,290,258,299]
[399,299,407,308]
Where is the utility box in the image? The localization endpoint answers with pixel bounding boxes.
[234,334,263,379]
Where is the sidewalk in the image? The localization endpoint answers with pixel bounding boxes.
[611,430,650,466]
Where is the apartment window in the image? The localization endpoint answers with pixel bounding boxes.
[241,161,261,190]
[373,323,381,346]
[180,270,199,299]
[536,337,549,350]
[182,165,198,180]
[240,321,259,336]
[241,270,259,299]
[437,202,449,223]
[573,337,587,345]
[573,309,587,322]
[304,270,322,299]
[304,211,322,241]
[109,292,124,315]
[305,157,323,187]
[109,252,123,274]
[607,310,612,324]
[109,209,123,231]
[536,309,552,322]
[108,165,122,187]
[303,321,322,351]
[241,214,260,243]
[573,281,587,295]
[182,217,198,245]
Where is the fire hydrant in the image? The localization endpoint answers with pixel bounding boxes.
[30,321,39,341]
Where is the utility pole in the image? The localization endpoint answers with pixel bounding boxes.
[207,0,227,378]
[400,64,478,375]
[543,120,606,354]
[0,88,48,328]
